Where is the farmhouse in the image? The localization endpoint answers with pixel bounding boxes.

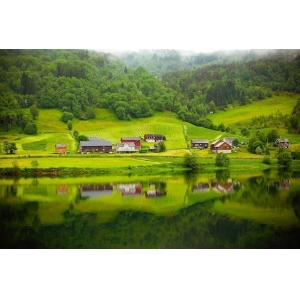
[191,139,209,149]
[144,134,164,142]
[210,139,232,153]
[121,137,141,150]
[55,143,67,154]
[275,138,290,148]
[79,138,112,153]
[116,142,139,153]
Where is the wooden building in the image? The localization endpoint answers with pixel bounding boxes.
[191,139,209,149]
[79,138,112,153]
[144,134,164,142]
[55,143,67,154]
[210,139,232,153]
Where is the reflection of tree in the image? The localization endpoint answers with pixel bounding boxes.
[277,167,292,180]
[215,169,230,184]
[289,191,300,222]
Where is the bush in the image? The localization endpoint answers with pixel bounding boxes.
[24,122,37,135]
[277,152,292,167]
[183,151,201,170]
[262,156,271,164]
[215,153,230,167]
[291,151,300,160]
[61,112,74,123]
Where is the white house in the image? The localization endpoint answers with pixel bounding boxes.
[116,142,139,153]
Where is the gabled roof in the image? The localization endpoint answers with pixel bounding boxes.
[211,139,223,145]
[80,140,112,147]
[121,137,141,141]
[191,139,209,143]
[276,138,289,143]
[223,137,234,145]
[116,142,136,147]
[55,143,66,148]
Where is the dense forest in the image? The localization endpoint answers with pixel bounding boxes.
[1,49,300,133]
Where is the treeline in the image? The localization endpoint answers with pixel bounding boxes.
[0,49,176,131]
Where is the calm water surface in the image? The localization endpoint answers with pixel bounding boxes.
[1,169,300,248]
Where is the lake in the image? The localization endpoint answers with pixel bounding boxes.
[1,168,300,248]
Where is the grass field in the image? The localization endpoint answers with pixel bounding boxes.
[1,94,300,167]
[207,94,298,126]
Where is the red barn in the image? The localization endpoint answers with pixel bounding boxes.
[120,137,141,150]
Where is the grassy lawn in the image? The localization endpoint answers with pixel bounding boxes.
[207,94,298,127]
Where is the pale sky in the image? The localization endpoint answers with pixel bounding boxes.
[1,1,298,50]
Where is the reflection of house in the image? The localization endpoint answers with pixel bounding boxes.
[191,139,209,149]
[210,140,232,153]
[121,137,141,150]
[79,184,113,198]
[55,143,67,154]
[116,184,142,197]
[192,183,210,193]
[275,139,290,148]
[276,180,291,190]
[145,190,166,198]
[116,142,139,153]
[79,138,112,153]
[211,179,233,193]
[144,134,164,142]
[56,185,68,194]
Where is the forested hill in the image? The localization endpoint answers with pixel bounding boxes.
[0,49,176,131]
[1,49,300,134]
[115,49,300,78]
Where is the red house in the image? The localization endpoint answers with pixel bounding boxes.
[120,137,141,150]
[210,139,232,153]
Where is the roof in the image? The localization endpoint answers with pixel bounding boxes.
[80,140,112,147]
[55,144,66,148]
[223,137,234,144]
[88,137,100,141]
[121,137,141,141]
[214,141,225,148]
[116,142,136,147]
[276,139,289,142]
[191,139,209,143]
[144,134,163,137]
[211,139,222,145]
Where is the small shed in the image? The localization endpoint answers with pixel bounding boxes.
[55,143,67,154]
[144,134,164,142]
[210,139,232,153]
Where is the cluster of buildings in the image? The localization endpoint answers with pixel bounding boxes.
[191,137,235,153]
[55,134,165,154]
[55,134,290,154]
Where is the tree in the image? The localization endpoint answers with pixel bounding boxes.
[116,107,126,120]
[241,127,250,137]
[183,151,201,170]
[29,104,39,120]
[77,135,89,141]
[31,160,39,169]
[24,122,37,135]
[232,138,240,147]
[67,120,72,130]
[215,152,230,167]
[61,112,74,123]
[73,130,79,140]
[266,129,279,143]
[255,146,263,155]
[154,141,166,153]
[278,152,292,167]
[3,141,18,154]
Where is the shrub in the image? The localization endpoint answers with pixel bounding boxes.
[262,156,271,164]
[61,112,74,123]
[183,151,201,170]
[215,153,230,167]
[277,152,292,167]
[24,123,37,135]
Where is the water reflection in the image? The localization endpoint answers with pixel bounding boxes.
[79,184,113,199]
[1,170,300,248]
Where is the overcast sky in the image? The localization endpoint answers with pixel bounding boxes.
[1,1,299,50]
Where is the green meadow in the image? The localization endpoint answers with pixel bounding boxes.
[1,94,300,171]
[207,94,298,127]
